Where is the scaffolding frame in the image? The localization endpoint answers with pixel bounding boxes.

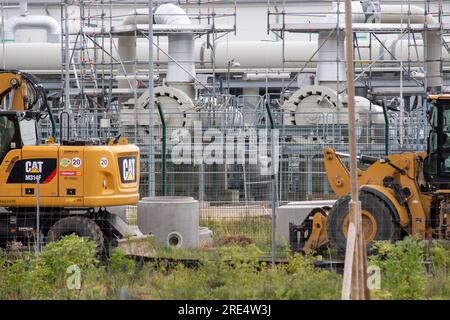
[267,0,449,99]
[59,0,237,196]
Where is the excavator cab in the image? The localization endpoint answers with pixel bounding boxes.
[0,111,38,164]
[424,95,450,187]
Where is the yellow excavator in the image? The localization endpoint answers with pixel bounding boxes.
[291,94,450,254]
[0,69,140,254]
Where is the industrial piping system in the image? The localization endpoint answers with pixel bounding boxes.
[316,1,442,93]
[3,15,60,43]
[281,0,442,131]
[118,3,196,98]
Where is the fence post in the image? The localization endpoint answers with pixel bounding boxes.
[265,96,277,265]
[148,0,156,197]
[156,103,167,196]
[382,105,389,156]
[35,177,41,254]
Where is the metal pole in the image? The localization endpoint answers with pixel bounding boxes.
[199,162,204,201]
[35,177,40,254]
[341,0,369,301]
[1,1,5,69]
[64,1,71,112]
[265,99,277,265]
[156,103,166,196]
[399,2,404,148]
[227,60,231,94]
[148,0,155,197]
[382,104,389,156]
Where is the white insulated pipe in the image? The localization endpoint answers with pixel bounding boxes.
[3,15,60,43]
[117,9,147,90]
[380,4,442,92]
[316,1,442,92]
[0,39,445,75]
[118,4,195,90]
[154,4,195,84]
[213,41,317,69]
[316,1,366,88]
[0,43,61,69]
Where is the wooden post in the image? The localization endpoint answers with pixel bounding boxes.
[341,0,370,300]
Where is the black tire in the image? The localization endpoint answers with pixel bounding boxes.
[46,216,105,255]
[327,192,401,254]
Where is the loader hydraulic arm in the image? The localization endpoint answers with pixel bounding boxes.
[323,148,352,197]
[323,148,385,197]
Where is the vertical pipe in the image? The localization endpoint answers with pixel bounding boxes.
[148,0,155,197]
[19,0,28,17]
[1,1,5,69]
[64,2,71,113]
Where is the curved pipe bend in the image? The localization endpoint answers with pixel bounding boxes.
[3,15,60,43]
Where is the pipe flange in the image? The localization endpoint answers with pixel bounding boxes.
[126,86,196,128]
[153,86,196,128]
[282,85,345,126]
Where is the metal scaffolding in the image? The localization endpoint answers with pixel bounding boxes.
[59,0,237,195]
[267,0,450,98]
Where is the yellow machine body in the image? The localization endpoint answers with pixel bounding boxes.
[295,94,450,254]
[323,147,431,237]
[0,70,141,251]
[0,143,140,208]
[0,70,140,210]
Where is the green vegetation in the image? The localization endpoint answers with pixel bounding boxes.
[146,247,342,300]
[0,235,99,299]
[202,217,272,250]
[0,235,448,300]
[369,237,450,300]
[425,241,450,299]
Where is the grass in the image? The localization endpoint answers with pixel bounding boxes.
[0,235,342,300]
[0,234,449,300]
[202,217,273,251]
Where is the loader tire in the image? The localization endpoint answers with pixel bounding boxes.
[327,192,401,255]
[46,216,105,255]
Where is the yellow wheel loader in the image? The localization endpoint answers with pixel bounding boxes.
[0,69,140,254]
[291,94,450,254]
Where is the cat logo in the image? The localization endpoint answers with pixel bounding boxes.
[123,158,135,181]
[119,157,136,183]
[7,158,57,184]
[25,161,43,174]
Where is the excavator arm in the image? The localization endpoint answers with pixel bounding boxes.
[0,69,56,138]
[0,72,30,111]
